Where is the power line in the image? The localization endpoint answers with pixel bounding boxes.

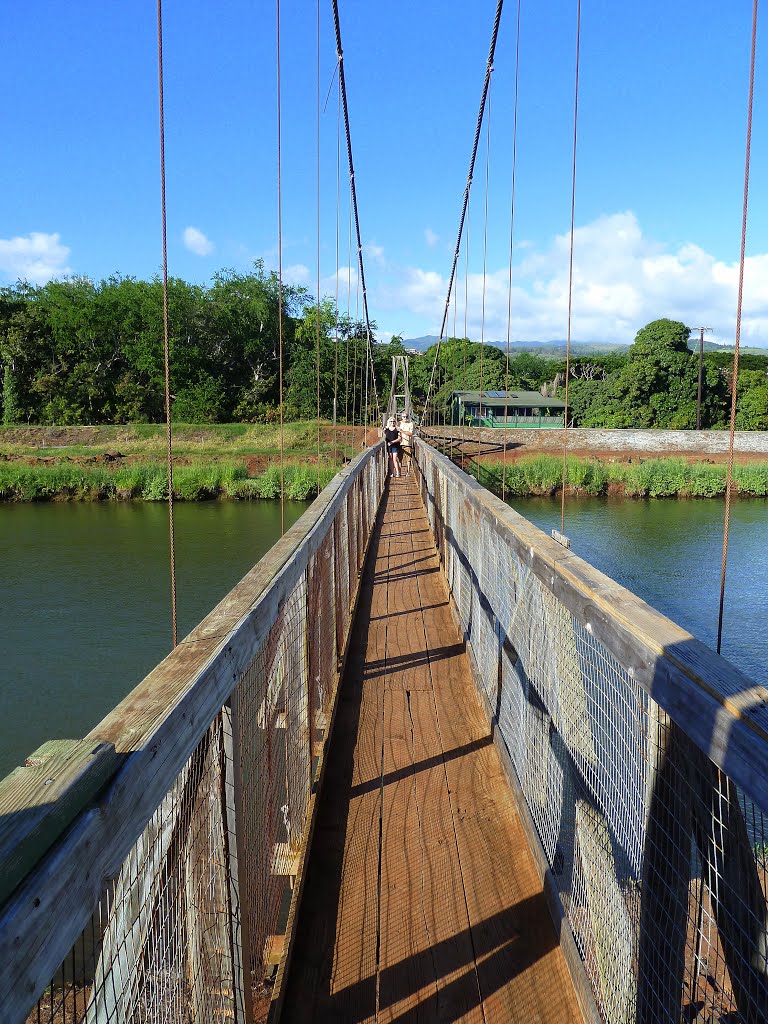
[689,326,713,430]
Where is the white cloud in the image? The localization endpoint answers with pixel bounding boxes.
[366,212,768,346]
[0,232,71,283]
[425,228,439,247]
[363,242,386,267]
[182,226,214,256]
[283,263,311,286]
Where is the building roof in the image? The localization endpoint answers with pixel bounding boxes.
[450,390,566,409]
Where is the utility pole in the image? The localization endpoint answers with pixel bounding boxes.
[690,327,713,430]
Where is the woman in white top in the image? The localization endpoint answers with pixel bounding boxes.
[398,414,414,476]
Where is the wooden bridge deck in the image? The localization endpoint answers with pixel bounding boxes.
[281,475,582,1023]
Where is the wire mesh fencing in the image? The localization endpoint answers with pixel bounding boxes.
[415,440,768,1024]
[1,444,385,1024]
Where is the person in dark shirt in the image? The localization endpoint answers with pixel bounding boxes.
[384,416,402,477]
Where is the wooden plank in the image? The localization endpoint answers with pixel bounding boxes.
[414,521,583,1023]
[278,513,389,1023]
[0,739,120,907]
[407,690,485,1023]
[279,476,585,1023]
[378,688,438,1021]
[385,481,484,1022]
[269,461,388,1023]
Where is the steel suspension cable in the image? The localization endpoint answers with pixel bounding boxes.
[345,186,352,445]
[717,0,759,654]
[450,275,458,459]
[422,0,505,422]
[461,201,470,468]
[276,0,286,535]
[331,0,381,430]
[478,74,493,472]
[560,0,581,536]
[156,0,178,649]
[502,0,522,504]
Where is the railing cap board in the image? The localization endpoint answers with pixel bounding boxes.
[0,740,120,908]
[0,442,383,1000]
[417,440,768,813]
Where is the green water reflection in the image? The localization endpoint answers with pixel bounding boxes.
[1,496,766,780]
[0,500,307,777]
[508,495,768,683]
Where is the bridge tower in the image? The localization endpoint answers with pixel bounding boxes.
[386,354,412,423]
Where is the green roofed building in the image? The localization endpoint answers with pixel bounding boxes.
[450,390,566,428]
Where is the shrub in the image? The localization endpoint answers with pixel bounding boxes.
[521,456,563,495]
[255,465,282,499]
[285,466,317,501]
[734,463,768,496]
[227,478,262,499]
[141,470,168,501]
[112,466,149,498]
[688,464,727,497]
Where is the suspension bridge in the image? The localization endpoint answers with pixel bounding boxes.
[1,1,766,1023]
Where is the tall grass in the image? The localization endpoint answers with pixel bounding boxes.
[0,459,341,502]
[467,456,768,500]
[0,421,348,458]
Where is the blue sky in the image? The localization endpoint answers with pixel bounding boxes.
[2,0,767,346]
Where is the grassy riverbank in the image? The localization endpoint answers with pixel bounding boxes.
[0,461,340,502]
[471,455,768,498]
[0,421,361,458]
[0,421,364,501]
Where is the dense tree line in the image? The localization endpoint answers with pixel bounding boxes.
[0,265,403,426]
[423,319,768,430]
[2,273,767,431]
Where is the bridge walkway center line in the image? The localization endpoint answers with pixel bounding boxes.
[281,474,582,1022]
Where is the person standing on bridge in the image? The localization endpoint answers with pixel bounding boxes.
[398,413,414,476]
[384,416,402,477]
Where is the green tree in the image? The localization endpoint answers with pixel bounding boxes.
[736,369,768,429]
[2,363,21,424]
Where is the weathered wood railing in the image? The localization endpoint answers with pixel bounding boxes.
[0,442,386,1024]
[415,440,768,1024]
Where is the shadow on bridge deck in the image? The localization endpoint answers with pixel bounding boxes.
[281,475,582,1023]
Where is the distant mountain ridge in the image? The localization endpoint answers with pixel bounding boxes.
[403,335,628,356]
[402,335,768,357]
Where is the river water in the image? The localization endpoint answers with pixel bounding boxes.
[1,496,766,779]
[0,500,307,778]
[509,495,768,683]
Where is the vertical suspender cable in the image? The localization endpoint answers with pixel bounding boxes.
[333,64,341,466]
[156,0,178,649]
[421,0,505,422]
[717,0,759,654]
[276,0,286,535]
[316,0,322,491]
[560,0,581,536]
[503,0,522,504]
[345,194,352,446]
